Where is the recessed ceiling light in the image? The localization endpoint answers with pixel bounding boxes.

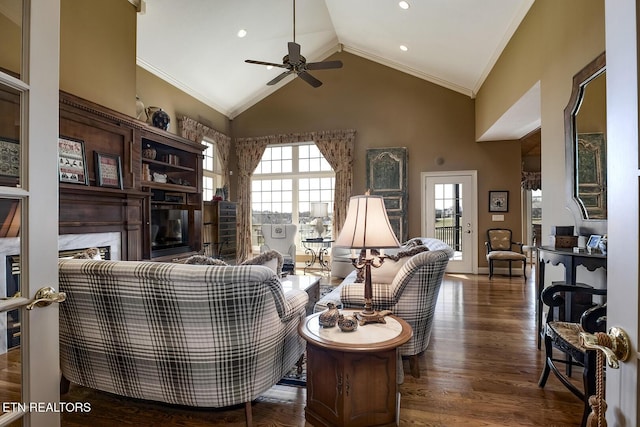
[237,29,247,38]
[400,45,408,52]
[398,1,410,10]
[266,65,273,70]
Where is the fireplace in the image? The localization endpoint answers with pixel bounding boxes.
[0,232,121,353]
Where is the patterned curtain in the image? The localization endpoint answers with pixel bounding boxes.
[178,116,231,190]
[521,171,541,191]
[235,129,356,262]
[235,137,269,262]
[313,130,355,238]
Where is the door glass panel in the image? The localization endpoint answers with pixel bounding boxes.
[0,197,23,415]
[433,183,462,255]
[0,84,21,188]
[0,0,23,79]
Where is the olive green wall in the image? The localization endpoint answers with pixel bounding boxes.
[58,0,229,135]
[232,52,523,265]
[0,13,21,75]
[477,0,605,245]
[136,67,230,136]
[60,0,137,116]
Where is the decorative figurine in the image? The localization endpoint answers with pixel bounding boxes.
[337,314,358,332]
[319,302,340,328]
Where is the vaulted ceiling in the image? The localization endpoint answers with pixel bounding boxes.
[137,0,535,122]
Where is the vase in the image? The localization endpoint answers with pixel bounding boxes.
[146,107,170,131]
[142,145,157,160]
[135,96,146,121]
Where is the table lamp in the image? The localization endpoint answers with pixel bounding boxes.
[310,202,328,238]
[334,194,400,325]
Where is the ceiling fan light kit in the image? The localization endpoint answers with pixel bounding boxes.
[244,0,343,88]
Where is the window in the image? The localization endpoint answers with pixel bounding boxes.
[252,143,335,252]
[202,139,223,201]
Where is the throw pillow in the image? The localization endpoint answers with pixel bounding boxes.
[72,247,102,260]
[183,255,228,265]
[354,246,429,284]
[240,250,283,274]
[402,237,426,249]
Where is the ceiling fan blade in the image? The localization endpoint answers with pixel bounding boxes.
[245,59,288,68]
[288,42,301,64]
[298,71,322,88]
[306,60,343,71]
[267,70,293,86]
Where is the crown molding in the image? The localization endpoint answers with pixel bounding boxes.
[472,0,535,95]
[136,57,232,117]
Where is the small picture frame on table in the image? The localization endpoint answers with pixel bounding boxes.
[94,152,123,189]
[58,137,88,185]
[489,190,509,212]
[586,234,601,253]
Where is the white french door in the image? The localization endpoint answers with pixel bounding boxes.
[421,171,477,274]
[0,0,62,426]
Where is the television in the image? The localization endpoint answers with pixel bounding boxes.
[151,206,190,257]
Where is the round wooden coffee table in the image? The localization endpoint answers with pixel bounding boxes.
[299,310,412,427]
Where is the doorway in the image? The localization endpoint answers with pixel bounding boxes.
[421,171,477,274]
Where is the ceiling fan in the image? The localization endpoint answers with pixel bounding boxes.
[244,0,343,88]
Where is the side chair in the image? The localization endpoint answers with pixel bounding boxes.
[485,228,527,280]
[538,282,607,427]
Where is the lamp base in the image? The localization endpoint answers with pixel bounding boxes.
[355,310,392,326]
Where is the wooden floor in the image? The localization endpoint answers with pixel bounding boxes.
[1,269,585,426]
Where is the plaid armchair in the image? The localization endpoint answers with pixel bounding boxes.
[339,247,451,378]
[58,259,308,426]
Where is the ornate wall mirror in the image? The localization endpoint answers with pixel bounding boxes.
[565,52,607,235]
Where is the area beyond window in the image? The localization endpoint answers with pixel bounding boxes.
[251,143,335,252]
[202,139,223,201]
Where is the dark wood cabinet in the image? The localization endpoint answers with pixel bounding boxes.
[204,200,237,262]
[299,312,412,427]
[58,91,205,261]
[138,128,204,261]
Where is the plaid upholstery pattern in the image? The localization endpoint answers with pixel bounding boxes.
[58,259,307,409]
[340,250,450,356]
[316,237,451,358]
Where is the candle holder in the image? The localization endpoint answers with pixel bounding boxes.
[334,193,401,326]
[350,251,390,325]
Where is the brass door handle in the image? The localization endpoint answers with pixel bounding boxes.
[579,326,631,368]
[25,287,66,311]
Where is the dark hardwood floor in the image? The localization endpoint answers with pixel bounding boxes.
[1,268,585,426]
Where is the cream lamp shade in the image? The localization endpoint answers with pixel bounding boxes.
[310,202,328,218]
[335,195,400,249]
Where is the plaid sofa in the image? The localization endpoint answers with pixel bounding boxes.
[315,237,452,377]
[58,259,307,422]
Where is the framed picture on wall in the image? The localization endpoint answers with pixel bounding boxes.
[94,152,123,189]
[489,190,509,212]
[58,137,88,185]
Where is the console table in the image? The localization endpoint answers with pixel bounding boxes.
[536,246,607,348]
[299,310,412,427]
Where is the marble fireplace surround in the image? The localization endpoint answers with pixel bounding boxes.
[0,232,121,353]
